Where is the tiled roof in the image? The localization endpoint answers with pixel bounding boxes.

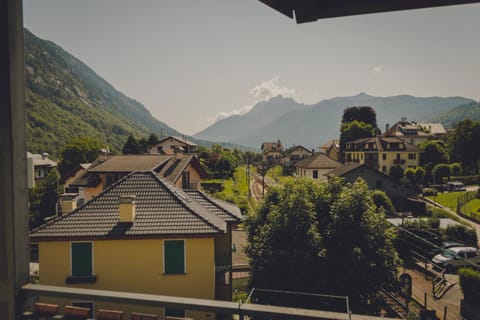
[30,171,227,241]
[184,189,242,223]
[158,155,207,183]
[88,155,171,173]
[294,153,342,169]
[261,141,283,152]
[346,136,421,152]
[159,136,197,146]
[323,162,365,177]
[284,145,311,155]
[417,123,447,135]
[27,152,57,167]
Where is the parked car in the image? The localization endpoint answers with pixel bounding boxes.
[431,246,480,272]
[445,181,466,192]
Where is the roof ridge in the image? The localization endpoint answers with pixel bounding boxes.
[194,190,242,221]
[29,171,138,235]
[150,174,226,233]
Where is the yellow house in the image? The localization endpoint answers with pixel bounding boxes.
[344,136,422,175]
[30,171,242,319]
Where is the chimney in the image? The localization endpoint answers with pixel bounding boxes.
[60,193,78,215]
[41,152,48,160]
[311,149,315,155]
[385,123,390,133]
[119,195,136,223]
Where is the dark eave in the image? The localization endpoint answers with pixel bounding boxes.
[259,0,479,23]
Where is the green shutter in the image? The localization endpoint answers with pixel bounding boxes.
[164,240,185,274]
[72,242,92,276]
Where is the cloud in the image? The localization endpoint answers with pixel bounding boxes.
[249,76,296,101]
[210,77,296,124]
[212,105,254,123]
[371,66,383,75]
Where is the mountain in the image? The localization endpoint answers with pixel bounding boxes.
[427,101,480,128]
[24,29,239,156]
[195,93,474,149]
[195,96,308,142]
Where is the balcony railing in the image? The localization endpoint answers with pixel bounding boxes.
[21,284,399,320]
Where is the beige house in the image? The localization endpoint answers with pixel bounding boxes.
[319,139,340,161]
[64,154,207,203]
[27,152,58,188]
[261,140,283,165]
[283,145,312,166]
[294,153,342,180]
[344,136,422,175]
[384,118,447,145]
[149,136,197,155]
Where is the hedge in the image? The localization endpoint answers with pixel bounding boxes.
[459,268,480,302]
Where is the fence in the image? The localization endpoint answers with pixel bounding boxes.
[457,190,480,222]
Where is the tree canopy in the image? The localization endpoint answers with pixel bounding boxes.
[341,106,378,129]
[246,178,400,310]
[59,136,105,177]
[448,119,480,174]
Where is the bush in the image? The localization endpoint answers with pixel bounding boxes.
[450,175,479,186]
[372,190,395,215]
[444,224,478,246]
[458,268,480,302]
[423,188,438,196]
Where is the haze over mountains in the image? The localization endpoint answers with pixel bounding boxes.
[24,28,479,154]
[195,93,476,149]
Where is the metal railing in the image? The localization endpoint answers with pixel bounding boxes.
[22,284,400,320]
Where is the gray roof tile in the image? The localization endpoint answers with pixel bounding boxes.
[30,172,227,241]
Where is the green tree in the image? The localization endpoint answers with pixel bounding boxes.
[432,163,451,184]
[122,135,142,154]
[449,119,480,174]
[450,162,463,176]
[414,167,426,186]
[29,168,62,229]
[341,106,378,129]
[147,133,160,147]
[246,178,400,310]
[404,168,416,186]
[389,166,404,181]
[419,140,449,165]
[371,190,395,215]
[59,136,105,177]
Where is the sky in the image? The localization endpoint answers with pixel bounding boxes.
[23,0,480,135]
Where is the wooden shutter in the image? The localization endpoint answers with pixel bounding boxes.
[71,242,92,276]
[164,240,184,274]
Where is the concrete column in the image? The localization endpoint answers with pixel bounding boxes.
[0,0,30,319]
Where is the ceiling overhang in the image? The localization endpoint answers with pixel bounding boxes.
[259,0,480,23]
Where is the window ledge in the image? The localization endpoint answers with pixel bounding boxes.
[65,275,97,284]
[162,272,187,276]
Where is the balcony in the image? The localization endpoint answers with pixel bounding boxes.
[393,159,406,165]
[19,284,398,320]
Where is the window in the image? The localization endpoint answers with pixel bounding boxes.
[71,242,93,276]
[67,242,96,284]
[165,308,185,318]
[396,154,401,160]
[164,240,185,274]
[408,153,416,160]
[313,170,318,179]
[382,153,386,161]
[382,166,387,172]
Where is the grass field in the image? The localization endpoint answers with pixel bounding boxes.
[427,191,466,211]
[461,198,480,222]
